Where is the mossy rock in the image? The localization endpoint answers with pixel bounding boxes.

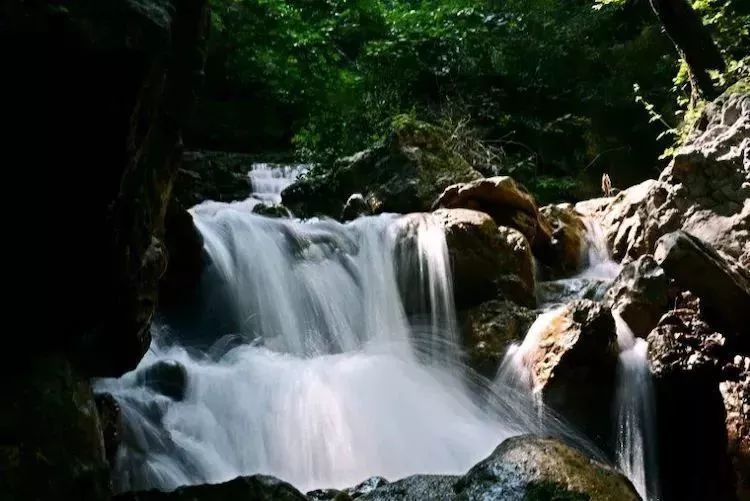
[455,436,641,501]
[282,116,482,218]
[0,355,110,500]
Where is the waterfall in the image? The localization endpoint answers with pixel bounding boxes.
[94,165,656,496]
[95,166,561,493]
[499,217,659,500]
[614,313,659,500]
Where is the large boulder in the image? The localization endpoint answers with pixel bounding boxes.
[455,436,640,501]
[647,292,736,501]
[282,117,483,218]
[136,360,189,401]
[0,356,110,500]
[654,231,750,343]
[459,299,536,378]
[539,203,587,277]
[605,255,669,339]
[432,176,553,259]
[116,475,307,501]
[13,0,210,377]
[513,300,619,444]
[431,209,536,308]
[576,88,750,265]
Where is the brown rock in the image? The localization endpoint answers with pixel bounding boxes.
[539,203,587,276]
[431,209,536,308]
[432,176,553,257]
[516,300,618,444]
[460,299,536,378]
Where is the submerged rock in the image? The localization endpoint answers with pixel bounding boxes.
[517,300,619,445]
[654,230,750,343]
[136,360,189,401]
[116,475,307,500]
[432,209,536,308]
[282,117,482,218]
[460,299,536,378]
[252,202,292,218]
[455,435,640,501]
[605,254,669,339]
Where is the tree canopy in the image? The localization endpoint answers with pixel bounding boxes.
[190,0,749,201]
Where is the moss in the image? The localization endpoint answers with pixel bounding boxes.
[525,482,590,501]
[725,78,750,95]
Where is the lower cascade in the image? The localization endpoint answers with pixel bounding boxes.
[96,166,659,498]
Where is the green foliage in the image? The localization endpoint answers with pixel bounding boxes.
[202,0,746,201]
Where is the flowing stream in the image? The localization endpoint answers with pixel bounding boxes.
[96,164,657,498]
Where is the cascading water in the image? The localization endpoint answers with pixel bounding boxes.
[95,166,563,494]
[95,164,657,497]
[499,217,659,500]
[614,313,658,500]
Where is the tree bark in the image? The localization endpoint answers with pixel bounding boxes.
[649,0,725,100]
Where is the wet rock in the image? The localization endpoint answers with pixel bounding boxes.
[720,356,750,501]
[460,299,536,378]
[605,255,669,338]
[576,88,750,265]
[537,277,611,306]
[307,488,352,500]
[341,193,372,222]
[283,117,482,218]
[647,292,736,501]
[539,203,587,277]
[177,150,255,207]
[455,435,640,501]
[160,201,206,312]
[432,176,553,258]
[137,360,188,401]
[346,476,390,498]
[432,209,536,308]
[116,474,307,500]
[517,300,619,445]
[654,230,750,343]
[0,355,109,500]
[252,203,292,218]
[359,475,459,501]
[94,392,123,467]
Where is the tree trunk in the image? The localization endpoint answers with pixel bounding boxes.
[649,0,725,100]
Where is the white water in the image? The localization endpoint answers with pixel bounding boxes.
[248,163,308,205]
[500,217,658,500]
[95,166,560,493]
[95,165,656,496]
[614,314,658,500]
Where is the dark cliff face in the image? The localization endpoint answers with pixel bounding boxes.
[4,0,208,377]
[1,1,208,499]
